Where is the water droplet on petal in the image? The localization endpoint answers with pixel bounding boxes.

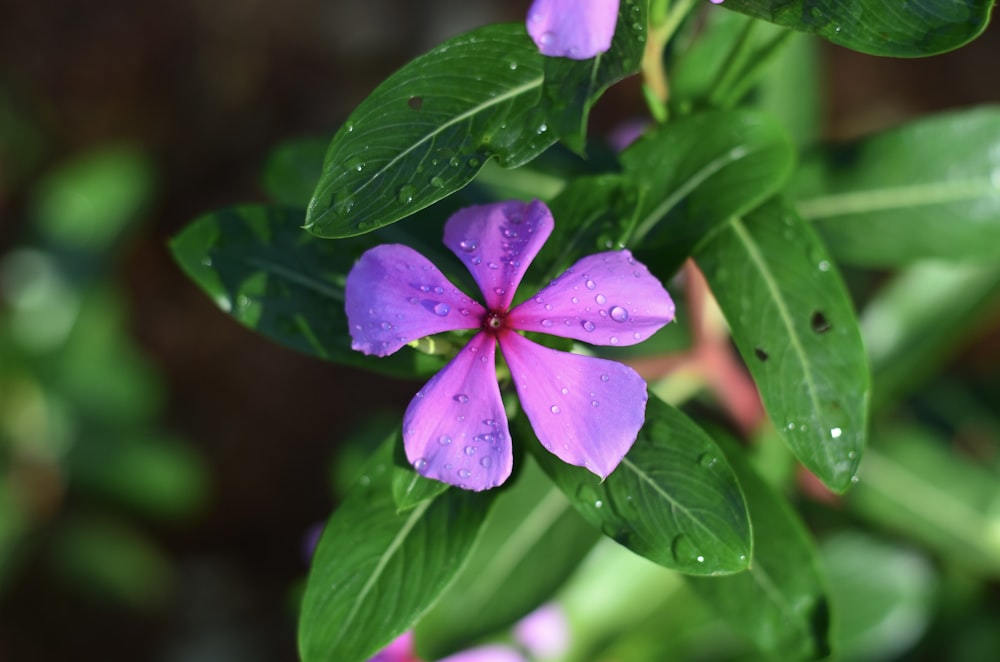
[413,457,428,472]
[591,400,599,407]
[458,468,471,478]
[582,320,596,332]
[610,336,619,345]
[464,445,476,456]
[540,319,553,328]
[438,435,452,446]
[585,279,596,290]
[480,456,493,468]
[600,374,610,382]
[454,393,469,404]
[595,293,607,305]
[379,321,393,330]
[433,303,450,316]
[609,306,629,322]
[550,405,561,414]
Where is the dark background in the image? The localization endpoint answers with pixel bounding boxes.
[1,1,997,659]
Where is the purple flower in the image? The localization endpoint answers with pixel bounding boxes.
[527,0,620,60]
[346,200,674,490]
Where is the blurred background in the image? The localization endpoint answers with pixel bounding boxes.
[1,1,998,660]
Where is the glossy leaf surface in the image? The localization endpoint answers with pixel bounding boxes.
[696,199,869,491]
[306,5,648,238]
[525,395,751,576]
[416,459,599,658]
[720,0,994,57]
[299,442,493,662]
[792,107,1000,266]
[622,110,794,277]
[686,433,831,659]
[170,205,448,377]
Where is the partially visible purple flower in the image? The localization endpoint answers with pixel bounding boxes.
[369,632,420,662]
[527,0,620,60]
[439,645,526,662]
[513,603,569,659]
[607,118,649,152]
[346,200,674,490]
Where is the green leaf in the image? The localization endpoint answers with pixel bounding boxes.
[262,135,330,208]
[791,107,1000,266]
[621,109,795,277]
[299,441,494,662]
[305,6,648,238]
[695,199,870,492]
[719,0,994,57]
[686,433,831,660]
[416,458,599,658]
[169,205,447,378]
[847,425,1000,576]
[821,533,937,660]
[524,395,751,575]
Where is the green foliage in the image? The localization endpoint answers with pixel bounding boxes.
[720,0,994,57]
[298,439,494,662]
[165,1,1000,660]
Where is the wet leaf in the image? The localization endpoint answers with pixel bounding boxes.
[696,198,870,492]
[524,395,751,576]
[720,0,992,57]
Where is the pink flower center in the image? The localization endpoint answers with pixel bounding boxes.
[484,310,508,335]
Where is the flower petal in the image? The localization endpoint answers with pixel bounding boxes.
[508,250,674,347]
[526,0,620,60]
[439,645,526,662]
[499,331,647,478]
[403,332,513,490]
[346,244,484,356]
[443,200,553,311]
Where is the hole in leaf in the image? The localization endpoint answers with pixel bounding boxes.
[754,347,769,361]
[408,96,423,110]
[810,311,832,334]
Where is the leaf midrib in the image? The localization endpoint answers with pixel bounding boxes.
[311,75,544,225]
[621,454,747,563]
[796,178,997,220]
[727,218,834,474]
[340,499,433,635]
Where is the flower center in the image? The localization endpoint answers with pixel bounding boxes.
[484,311,507,335]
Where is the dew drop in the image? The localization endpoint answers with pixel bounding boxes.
[632,332,641,340]
[379,321,393,330]
[413,457,428,472]
[464,445,476,456]
[541,319,553,328]
[438,435,452,446]
[430,176,445,188]
[560,387,569,395]
[397,185,417,204]
[458,468,471,478]
[698,453,718,469]
[610,336,619,345]
[550,405,561,414]
[581,320,596,332]
[449,156,461,167]
[830,427,842,439]
[595,293,607,305]
[453,393,469,404]
[594,500,603,509]
[480,456,492,469]
[600,374,610,382]
[585,279,596,290]
[609,306,629,322]
[433,302,450,316]
[591,400,599,407]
